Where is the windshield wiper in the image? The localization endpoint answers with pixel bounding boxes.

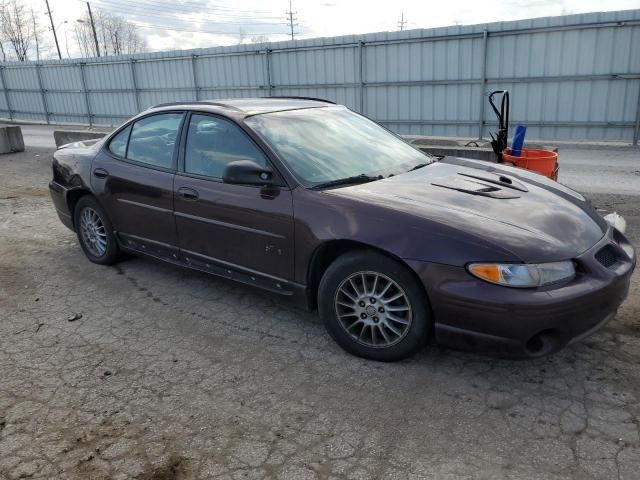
[311,174,382,190]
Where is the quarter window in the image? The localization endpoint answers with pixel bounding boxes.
[108,125,131,157]
[184,114,267,178]
[126,113,183,169]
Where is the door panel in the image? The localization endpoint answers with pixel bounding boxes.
[91,112,185,251]
[174,176,294,280]
[173,112,295,281]
[92,150,177,248]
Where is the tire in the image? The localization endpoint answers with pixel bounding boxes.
[318,250,431,362]
[73,195,119,265]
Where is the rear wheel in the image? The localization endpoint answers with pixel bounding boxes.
[318,251,431,361]
[74,196,119,265]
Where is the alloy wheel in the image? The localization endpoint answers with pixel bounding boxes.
[79,207,108,257]
[334,271,412,348]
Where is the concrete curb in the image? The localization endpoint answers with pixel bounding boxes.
[0,125,25,153]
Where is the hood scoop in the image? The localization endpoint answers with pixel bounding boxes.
[431,177,521,199]
[458,172,529,192]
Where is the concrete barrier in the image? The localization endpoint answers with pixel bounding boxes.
[0,125,25,153]
[402,135,557,162]
[53,130,107,148]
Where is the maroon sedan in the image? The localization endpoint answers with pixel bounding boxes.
[49,97,635,361]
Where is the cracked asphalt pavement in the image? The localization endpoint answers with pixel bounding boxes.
[1,147,640,479]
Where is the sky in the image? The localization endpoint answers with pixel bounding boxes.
[29,0,640,59]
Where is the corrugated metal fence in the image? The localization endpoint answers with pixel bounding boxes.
[1,9,639,144]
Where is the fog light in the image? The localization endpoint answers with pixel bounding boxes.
[620,242,635,261]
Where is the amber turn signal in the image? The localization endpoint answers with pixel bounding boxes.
[468,264,502,283]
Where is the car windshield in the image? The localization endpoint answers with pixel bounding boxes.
[245,106,433,187]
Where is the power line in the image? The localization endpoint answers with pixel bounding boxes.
[138,0,277,16]
[92,6,283,27]
[84,0,286,32]
[80,0,281,20]
[66,0,290,43]
[285,0,298,40]
[89,0,281,22]
[397,12,407,31]
[127,20,287,37]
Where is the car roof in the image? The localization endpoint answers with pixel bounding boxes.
[147,96,336,117]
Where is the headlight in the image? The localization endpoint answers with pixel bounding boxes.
[467,261,575,288]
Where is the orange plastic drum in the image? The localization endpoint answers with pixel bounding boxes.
[501,148,558,180]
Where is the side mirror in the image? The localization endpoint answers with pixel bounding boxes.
[222,160,274,186]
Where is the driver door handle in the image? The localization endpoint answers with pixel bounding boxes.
[178,187,199,200]
[93,168,109,178]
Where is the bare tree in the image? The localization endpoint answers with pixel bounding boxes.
[0,0,34,61]
[29,7,49,61]
[74,9,146,58]
[237,27,247,45]
[251,35,271,44]
[30,7,38,60]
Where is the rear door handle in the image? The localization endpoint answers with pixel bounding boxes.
[178,187,199,200]
[93,168,109,178]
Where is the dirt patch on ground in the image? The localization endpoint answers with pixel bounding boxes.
[1,185,48,199]
[142,455,188,480]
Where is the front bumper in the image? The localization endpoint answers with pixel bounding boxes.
[409,228,635,357]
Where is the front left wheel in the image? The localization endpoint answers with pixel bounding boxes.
[74,195,119,265]
[318,250,431,362]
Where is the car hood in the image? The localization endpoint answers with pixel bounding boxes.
[326,159,607,262]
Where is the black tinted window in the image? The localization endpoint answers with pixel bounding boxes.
[108,125,130,157]
[184,114,266,178]
[127,113,183,169]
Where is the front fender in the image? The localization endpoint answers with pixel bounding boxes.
[292,187,519,284]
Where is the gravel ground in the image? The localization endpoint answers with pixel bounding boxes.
[1,147,639,480]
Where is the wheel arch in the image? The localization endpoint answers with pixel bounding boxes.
[306,239,430,311]
[66,188,100,229]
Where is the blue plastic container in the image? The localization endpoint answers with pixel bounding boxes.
[510,125,527,157]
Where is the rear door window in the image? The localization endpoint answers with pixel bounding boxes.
[126,113,184,169]
[184,114,267,178]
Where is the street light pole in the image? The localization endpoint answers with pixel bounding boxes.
[44,0,62,59]
[86,2,100,57]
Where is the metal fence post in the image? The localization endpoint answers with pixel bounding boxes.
[633,78,640,146]
[359,40,365,114]
[35,64,50,124]
[129,59,141,113]
[264,48,273,96]
[79,62,92,127]
[477,30,489,140]
[191,55,199,100]
[0,66,13,121]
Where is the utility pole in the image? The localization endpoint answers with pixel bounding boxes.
[44,0,62,59]
[397,12,407,31]
[86,2,100,57]
[285,0,297,41]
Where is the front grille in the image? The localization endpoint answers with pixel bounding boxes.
[595,244,618,268]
